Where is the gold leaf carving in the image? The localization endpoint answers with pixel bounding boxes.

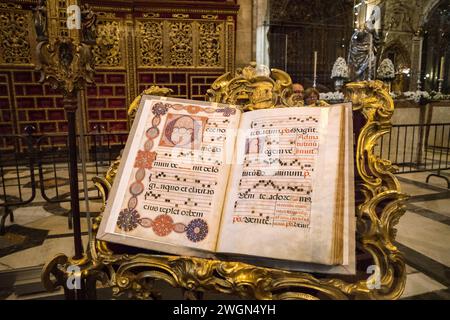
[198,22,222,67]
[0,11,31,64]
[0,3,21,10]
[172,13,189,19]
[36,38,95,96]
[169,22,193,67]
[207,62,293,111]
[93,20,122,67]
[138,21,163,67]
[202,14,218,20]
[97,12,116,19]
[142,13,160,18]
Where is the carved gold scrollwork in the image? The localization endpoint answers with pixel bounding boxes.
[198,22,222,67]
[0,3,21,10]
[0,10,32,64]
[93,19,122,67]
[138,21,163,67]
[172,14,189,19]
[202,15,218,20]
[169,22,193,67]
[36,38,95,95]
[142,13,160,18]
[207,62,293,111]
[345,81,408,300]
[41,68,407,300]
[97,12,116,19]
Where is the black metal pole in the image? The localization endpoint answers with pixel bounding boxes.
[64,94,83,260]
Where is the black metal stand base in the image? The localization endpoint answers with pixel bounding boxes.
[0,206,13,235]
[65,101,84,260]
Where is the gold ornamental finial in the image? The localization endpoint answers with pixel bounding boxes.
[207,62,294,111]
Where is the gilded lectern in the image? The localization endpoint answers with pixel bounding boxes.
[41,64,408,300]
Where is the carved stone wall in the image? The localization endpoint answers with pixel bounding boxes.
[264,0,448,92]
[366,0,448,92]
[0,0,238,139]
[420,0,450,92]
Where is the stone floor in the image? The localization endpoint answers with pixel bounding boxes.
[0,168,449,299]
[395,171,450,299]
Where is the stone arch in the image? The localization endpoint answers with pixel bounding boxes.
[382,40,412,92]
[382,40,411,68]
[421,0,450,91]
[422,0,445,25]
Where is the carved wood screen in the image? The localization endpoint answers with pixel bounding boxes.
[0,0,238,140]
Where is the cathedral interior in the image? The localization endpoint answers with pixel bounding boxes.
[0,0,449,300]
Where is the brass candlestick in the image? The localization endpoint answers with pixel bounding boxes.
[438,78,444,93]
[34,0,96,261]
[438,56,445,93]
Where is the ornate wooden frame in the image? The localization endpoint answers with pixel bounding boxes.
[41,64,408,300]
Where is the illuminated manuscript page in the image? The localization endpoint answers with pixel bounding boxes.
[98,97,241,255]
[217,105,345,265]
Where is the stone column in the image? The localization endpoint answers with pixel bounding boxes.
[410,34,424,91]
[236,0,255,68]
[254,0,269,67]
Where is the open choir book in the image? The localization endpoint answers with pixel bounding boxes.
[98,96,356,275]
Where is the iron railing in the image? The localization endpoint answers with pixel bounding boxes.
[0,125,128,233]
[375,123,450,187]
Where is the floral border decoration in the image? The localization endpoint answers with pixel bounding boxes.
[116,102,236,243]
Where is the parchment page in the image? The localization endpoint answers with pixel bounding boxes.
[341,103,356,272]
[98,96,241,255]
[217,106,344,265]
